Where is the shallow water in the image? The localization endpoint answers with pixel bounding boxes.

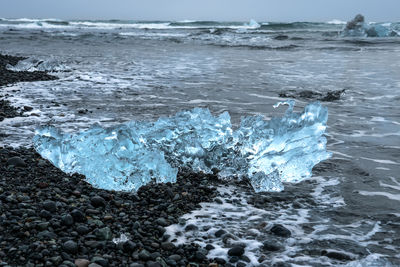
[0,19,399,265]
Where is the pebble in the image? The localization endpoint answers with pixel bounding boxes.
[6,156,26,167]
[161,242,175,251]
[215,229,226,237]
[42,200,57,212]
[61,214,74,226]
[63,240,78,254]
[270,224,291,238]
[95,227,112,240]
[71,209,86,222]
[74,259,90,267]
[91,195,106,207]
[184,224,198,231]
[263,241,282,251]
[228,246,245,257]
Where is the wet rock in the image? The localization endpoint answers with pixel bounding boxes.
[42,200,57,212]
[61,214,74,226]
[205,244,215,250]
[195,250,207,261]
[155,218,169,227]
[76,225,89,234]
[63,240,78,254]
[139,250,151,261]
[70,209,86,222]
[161,242,175,251]
[322,250,353,261]
[90,195,106,207]
[262,240,282,251]
[7,156,26,167]
[228,246,245,257]
[185,224,198,231]
[274,35,289,40]
[215,229,226,238]
[95,227,112,240]
[74,259,90,267]
[123,241,137,252]
[91,256,108,267]
[145,261,161,267]
[270,224,291,238]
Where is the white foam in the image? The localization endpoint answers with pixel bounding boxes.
[360,157,399,165]
[359,191,400,201]
[343,253,394,267]
[327,19,347,25]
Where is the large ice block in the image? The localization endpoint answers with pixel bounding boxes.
[341,14,399,37]
[33,101,332,192]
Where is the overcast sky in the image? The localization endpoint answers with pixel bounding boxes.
[1,0,399,22]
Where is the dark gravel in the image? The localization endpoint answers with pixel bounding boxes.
[0,146,225,266]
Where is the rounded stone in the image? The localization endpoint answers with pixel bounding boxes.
[7,156,26,167]
[161,242,175,251]
[74,259,90,267]
[90,195,106,208]
[71,209,86,222]
[227,246,245,257]
[270,224,291,238]
[61,214,74,226]
[63,240,78,254]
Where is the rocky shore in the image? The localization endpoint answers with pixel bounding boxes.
[0,53,250,267]
[0,53,56,121]
[0,147,226,267]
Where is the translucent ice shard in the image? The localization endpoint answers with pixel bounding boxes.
[33,101,332,192]
[6,57,70,72]
[341,14,399,37]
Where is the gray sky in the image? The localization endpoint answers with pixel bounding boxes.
[1,0,399,22]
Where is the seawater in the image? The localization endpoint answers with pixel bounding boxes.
[0,19,399,266]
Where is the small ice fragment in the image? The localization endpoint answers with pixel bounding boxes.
[112,233,129,244]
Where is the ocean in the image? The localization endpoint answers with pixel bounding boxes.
[0,18,399,266]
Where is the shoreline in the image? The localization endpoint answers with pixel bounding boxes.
[0,53,57,122]
[0,53,263,266]
[0,146,227,266]
[1,51,398,266]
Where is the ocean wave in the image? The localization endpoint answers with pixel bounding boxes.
[327,19,347,25]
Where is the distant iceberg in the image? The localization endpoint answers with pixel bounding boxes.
[33,101,331,193]
[246,19,260,29]
[341,14,399,37]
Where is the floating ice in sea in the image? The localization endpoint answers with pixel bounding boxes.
[341,14,399,37]
[6,57,70,72]
[33,101,331,192]
[247,19,260,29]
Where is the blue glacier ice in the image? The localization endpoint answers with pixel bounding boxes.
[33,101,332,193]
[246,19,260,29]
[341,14,399,37]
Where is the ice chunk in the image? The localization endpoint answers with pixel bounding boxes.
[112,233,129,244]
[33,101,331,193]
[6,57,70,72]
[341,14,399,37]
[247,19,260,29]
